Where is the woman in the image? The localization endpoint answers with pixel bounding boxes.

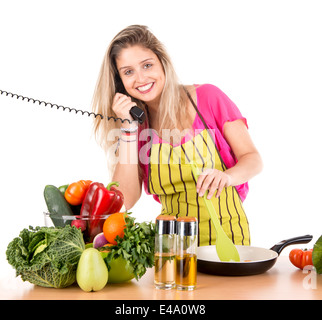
[92,25,263,246]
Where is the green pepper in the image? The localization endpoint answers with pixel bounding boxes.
[58,184,69,194]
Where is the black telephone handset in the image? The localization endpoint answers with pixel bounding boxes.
[115,78,146,124]
[130,106,146,124]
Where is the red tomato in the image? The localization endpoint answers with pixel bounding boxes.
[289,248,313,270]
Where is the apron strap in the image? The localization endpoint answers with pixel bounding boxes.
[183,86,210,131]
[183,85,229,170]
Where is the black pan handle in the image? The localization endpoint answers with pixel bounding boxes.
[270,235,313,255]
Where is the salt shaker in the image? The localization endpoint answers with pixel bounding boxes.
[154,215,176,289]
[176,217,198,290]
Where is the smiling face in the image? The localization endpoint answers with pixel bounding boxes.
[115,45,166,109]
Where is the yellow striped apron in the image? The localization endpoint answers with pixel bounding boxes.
[148,128,250,247]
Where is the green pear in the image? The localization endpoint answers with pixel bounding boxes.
[76,248,108,292]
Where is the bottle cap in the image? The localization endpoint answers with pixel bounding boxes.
[176,217,198,236]
[155,215,176,235]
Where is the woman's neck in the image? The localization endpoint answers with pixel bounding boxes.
[146,98,160,129]
[146,98,159,114]
[147,108,159,130]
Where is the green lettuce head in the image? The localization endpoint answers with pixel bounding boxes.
[6,225,85,288]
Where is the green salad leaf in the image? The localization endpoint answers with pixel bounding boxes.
[312,235,322,274]
[103,214,156,280]
[6,225,85,288]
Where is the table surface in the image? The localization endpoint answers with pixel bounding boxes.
[1,256,321,300]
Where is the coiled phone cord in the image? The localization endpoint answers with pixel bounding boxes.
[0,89,137,124]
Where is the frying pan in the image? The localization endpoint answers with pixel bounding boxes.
[197,235,313,276]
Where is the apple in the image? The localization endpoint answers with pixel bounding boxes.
[107,256,135,283]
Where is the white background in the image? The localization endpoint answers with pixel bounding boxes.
[1,0,322,282]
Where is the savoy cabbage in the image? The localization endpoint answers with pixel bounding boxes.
[6,225,85,288]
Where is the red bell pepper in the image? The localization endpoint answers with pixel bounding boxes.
[80,182,102,216]
[80,181,124,241]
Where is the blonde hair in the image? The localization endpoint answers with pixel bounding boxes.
[92,25,189,170]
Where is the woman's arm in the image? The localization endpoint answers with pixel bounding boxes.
[197,119,263,199]
[112,136,142,210]
[223,119,263,186]
[111,93,142,210]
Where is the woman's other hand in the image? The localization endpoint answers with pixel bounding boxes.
[196,168,232,199]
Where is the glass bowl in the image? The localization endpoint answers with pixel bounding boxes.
[44,212,110,243]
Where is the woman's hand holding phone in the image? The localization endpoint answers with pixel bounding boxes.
[112,93,137,128]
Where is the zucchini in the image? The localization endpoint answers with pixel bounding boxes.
[44,185,73,227]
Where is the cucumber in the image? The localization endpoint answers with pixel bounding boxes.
[44,185,73,227]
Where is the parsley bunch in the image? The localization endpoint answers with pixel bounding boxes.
[104,214,156,280]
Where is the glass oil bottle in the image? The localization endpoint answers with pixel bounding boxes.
[176,217,198,290]
[154,215,176,289]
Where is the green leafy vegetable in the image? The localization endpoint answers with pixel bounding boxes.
[103,214,156,280]
[6,225,85,288]
[312,235,322,274]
